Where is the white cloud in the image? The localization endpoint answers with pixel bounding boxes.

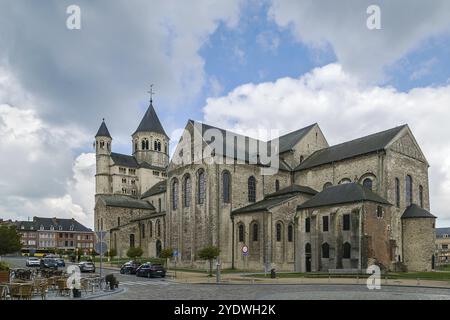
[268,0,450,81]
[203,63,450,226]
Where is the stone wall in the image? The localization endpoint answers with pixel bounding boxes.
[402,218,435,271]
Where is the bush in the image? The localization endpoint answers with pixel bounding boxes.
[126,247,143,260]
[160,248,174,267]
[0,261,10,271]
[107,249,117,258]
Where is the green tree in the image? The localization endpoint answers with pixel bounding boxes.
[126,247,143,261]
[197,246,220,276]
[107,248,117,259]
[159,248,174,267]
[0,225,22,259]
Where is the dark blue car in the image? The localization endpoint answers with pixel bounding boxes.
[55,258,65,267]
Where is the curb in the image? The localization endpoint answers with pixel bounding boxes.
[81,287,127,300]
[180,281,450,290]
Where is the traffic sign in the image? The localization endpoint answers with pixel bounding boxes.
[96,231,107,239]
[242,245,248,256]
[95,241,108,255]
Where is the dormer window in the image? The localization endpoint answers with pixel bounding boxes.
[70,225,74,231]
[50,225,54,231]
[40,225,44,231]
[59,226,62,231]
[21,225,24,230]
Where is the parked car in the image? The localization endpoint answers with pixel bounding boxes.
[120,261,141,275]
[26,257,41,267]
[78,261,96,273]
[135,263,166,278]
[40,258,58,270]
[55,258,65,267]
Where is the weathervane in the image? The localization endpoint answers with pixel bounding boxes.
[148,84,155,104]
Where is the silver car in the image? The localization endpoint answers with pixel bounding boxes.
[78,261,96,273]
[26,257,40,267]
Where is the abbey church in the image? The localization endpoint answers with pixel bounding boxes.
[94,101,436,272]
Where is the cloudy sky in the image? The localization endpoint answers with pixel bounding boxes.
[1,0,450,228]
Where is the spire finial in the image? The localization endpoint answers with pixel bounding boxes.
[102,118,105,122]
[147,84,155,104]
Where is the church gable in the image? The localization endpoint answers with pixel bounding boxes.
[386,127,427,164]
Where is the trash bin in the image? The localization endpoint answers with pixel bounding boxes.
[270,268,276,279]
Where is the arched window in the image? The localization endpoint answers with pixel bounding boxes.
[164,144,167,153]
[300,155,304,163]
[141,224,145,239]
[183,175,191,207]
[395,178,400,207]
[322,243,330,258]
[406,175,413,206]
[248,176,256,203]
[288,224,293,242]
[238,224,244,242]
[276,222,282,242]
[222,171,231,203]
[252,222,259,242]
[198,169,206,204]
[323,182,332,190]
[129,234,135,248]
[141,140,146,150]
[343,242,351,259]
[363,178,373,191]
[377,206,383,218]
[305,243,311,254]
[157,141,161,151]
[149,221,153,238]
[305,217,310,233]
[146,139,149,150]
[419,185,424,208]
[117,217,120,226]
[172,179,178,210]
[156,220,161,237]
[154,140,158,150]
[134,140,138,152]
[275,179,280,192]
[158,198,161,212]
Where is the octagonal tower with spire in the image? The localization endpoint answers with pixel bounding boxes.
[132,102,169,168]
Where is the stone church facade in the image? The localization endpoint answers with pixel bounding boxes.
[94,101,436,272]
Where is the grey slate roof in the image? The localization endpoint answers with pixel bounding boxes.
[133,103,168,138]
[297,183,391,210]
[436,227,450,238]
[16,217,92,232]
[188,120,315,171]
[99,195,155,210]
[295,125,407,171]
[95,120,112,138]
[401,204,436,219]
[232,185,317,214]
[266,184,318,199]
[15,221,37,231]
[141,181,167,199]
[274,124,316,154]
[111,153,138,168]
[138,161,167,171]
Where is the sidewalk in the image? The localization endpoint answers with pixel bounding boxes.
[169,271,450,289]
